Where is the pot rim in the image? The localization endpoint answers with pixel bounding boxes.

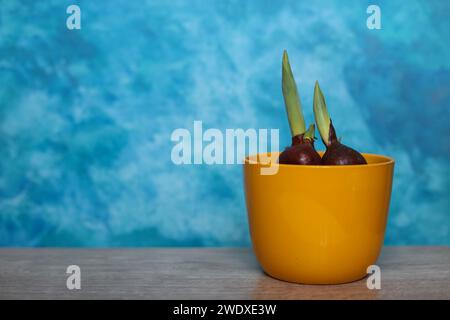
[244,152,394,169]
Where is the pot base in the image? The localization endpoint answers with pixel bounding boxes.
[262,268,368,285]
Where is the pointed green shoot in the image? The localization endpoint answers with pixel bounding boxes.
[282,50,306,137]
[303,123,316,142]
[313,81,331,146]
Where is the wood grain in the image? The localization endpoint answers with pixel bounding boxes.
[0,247,448,299]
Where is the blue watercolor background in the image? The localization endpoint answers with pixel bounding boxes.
[0,0,449,246]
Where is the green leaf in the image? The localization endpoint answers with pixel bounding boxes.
[282,50,306,137]
[313,81,331,146]
[303,123,316,141]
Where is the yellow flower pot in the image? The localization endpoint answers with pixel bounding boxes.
[244,152,394,284]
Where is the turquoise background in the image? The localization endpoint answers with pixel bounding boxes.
[0,0,449,246]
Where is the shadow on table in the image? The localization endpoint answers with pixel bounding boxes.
[250,272,381,300]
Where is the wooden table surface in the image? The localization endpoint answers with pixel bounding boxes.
[0,247,449,300]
